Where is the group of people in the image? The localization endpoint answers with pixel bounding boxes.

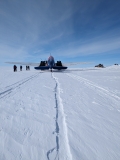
[13,65,30,72]
[26,66,30,70]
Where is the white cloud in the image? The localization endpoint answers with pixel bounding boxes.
[51,36,120,58]
[0,44,28,61]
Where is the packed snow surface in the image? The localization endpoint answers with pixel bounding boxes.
[0,66,120,160]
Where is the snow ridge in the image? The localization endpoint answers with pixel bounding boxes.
[47,75,59,160]
[49,73,72,160]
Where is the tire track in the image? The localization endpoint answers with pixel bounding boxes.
[47,74,60,160]
[46,73,72,160]
[66,73,120,101]
[0,73,40,100]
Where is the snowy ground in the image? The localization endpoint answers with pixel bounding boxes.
[0,66,120,160]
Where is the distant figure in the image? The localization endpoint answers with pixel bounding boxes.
[13,65,17,72]
[20,66,22,71]
[26,66,28,70]
[28,66,30,70]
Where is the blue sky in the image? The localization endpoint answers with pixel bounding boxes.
[0,0,120,67]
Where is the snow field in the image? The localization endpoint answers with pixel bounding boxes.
[53,67,120,160]
[0,66,120,160]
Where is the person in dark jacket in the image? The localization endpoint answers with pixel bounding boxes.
[20,66,22,71]
[13,65,17,72]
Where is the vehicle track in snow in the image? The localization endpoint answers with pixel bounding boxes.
[66,73,120,101]
[0,73,40,100]
[47,76,59,160]
[46,73,72,160]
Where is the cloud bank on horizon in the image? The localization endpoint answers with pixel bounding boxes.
[0,0,120,66]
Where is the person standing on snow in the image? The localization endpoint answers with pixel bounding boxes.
[13,65,17,72]
[20,66,22,71]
